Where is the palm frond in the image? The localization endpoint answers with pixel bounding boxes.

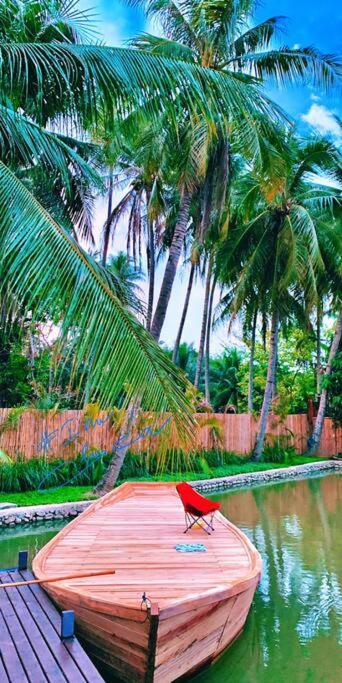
[0,161,195,437]
[231,17,286,58]
[0,104,103,191]
[129,33,196,62]
[228,46,341,89]
[0,42,285,131]
[290,137,341,191]
[125,0,200,50]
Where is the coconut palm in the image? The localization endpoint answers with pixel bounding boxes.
[217,135,341,459]
[1,0,288,451]
[307,309,342,455]
[129,0,339,86]
[100,122,168,332]
[209,348,243,412]
[127,0,340,340]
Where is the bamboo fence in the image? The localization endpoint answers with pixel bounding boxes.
[0,409,340,459]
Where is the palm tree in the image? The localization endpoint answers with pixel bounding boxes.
[2,0,281,454]
[209,348,243,412]
[128,0,340,340]
[100,122,167,292]
[217,136,341,460]
[129,0,339,87]
[172,262,195,363]
[307,309,342,455]
[194,254,214,389]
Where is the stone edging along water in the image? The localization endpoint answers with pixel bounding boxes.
[0,460,341,528]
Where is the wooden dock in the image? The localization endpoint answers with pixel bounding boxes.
[0,553,104,683]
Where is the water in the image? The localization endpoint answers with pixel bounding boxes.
[0,519,67,569]
[1,472,341,683]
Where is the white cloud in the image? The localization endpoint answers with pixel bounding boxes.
[292,43,301,50]
[310,94,320,102]
[100,20,127,46]
[301,104,341,141]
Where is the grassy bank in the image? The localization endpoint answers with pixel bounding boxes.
[0,456,325,507]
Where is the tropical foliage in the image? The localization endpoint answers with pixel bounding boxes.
[0,0,341,482]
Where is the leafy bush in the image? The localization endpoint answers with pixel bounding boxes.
[0,448,249,492]
[0,445,303,494]
[261,441,297,465]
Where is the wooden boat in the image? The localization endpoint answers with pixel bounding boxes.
[33,482,262,682]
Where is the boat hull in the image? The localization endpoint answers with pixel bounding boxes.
[44,576,259,682]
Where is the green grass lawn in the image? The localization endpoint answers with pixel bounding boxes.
[0,486,96,507]
[0,456,326,507]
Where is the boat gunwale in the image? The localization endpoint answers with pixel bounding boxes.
[32,482,262,618]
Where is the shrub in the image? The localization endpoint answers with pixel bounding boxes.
[0,448,248,493]
[261,440,297,465]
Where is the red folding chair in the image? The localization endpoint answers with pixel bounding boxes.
[176,482,221,535]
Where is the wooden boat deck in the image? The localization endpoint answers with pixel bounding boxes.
[33,482,260,613]
[0,567,104,683]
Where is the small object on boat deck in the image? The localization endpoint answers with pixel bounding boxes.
[174,543,207,552]
[33,482,262,683]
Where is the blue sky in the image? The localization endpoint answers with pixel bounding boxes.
[80,0,341,351]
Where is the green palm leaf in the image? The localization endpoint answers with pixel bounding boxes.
[234,17,285,51]
[0,161,195,436]
[229,47,341,89]
[0,42,285,129]
[0,104,103,191]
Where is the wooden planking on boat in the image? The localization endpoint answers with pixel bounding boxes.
[33,482,262,682]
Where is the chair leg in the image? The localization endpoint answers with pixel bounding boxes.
[184,513,211,534]
[183,512,217,535]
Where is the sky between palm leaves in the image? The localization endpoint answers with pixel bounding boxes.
[80,0,341,352]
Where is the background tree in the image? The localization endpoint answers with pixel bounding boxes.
[216,136,341,459]
[307,311,342,454]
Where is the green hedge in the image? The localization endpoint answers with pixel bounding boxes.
[0,449,245,493]
[0,445,303,494]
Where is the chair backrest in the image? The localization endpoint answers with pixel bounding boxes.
[176,481,220,514]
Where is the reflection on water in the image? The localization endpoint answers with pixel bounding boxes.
[194,472,342,683]
[0,473,341,683]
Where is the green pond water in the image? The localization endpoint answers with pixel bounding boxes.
[0,472,341,683]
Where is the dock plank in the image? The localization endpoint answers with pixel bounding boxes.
[0,569,104,683]
[19,570,104,683]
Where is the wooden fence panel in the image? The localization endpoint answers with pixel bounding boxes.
[0,409,340,460]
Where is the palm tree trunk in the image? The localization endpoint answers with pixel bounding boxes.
[151,189,191,340]
[93,402,139,496]
[102,166,114,267]
[262,313,267,351]
[194,257,212,389]
[146,219,155,331]
[145,190,155,331]
[204,276,216,404]
[28,331,35,369]
[272,347,278,399]
[316,300,322,397]
[306,310,342,456]
[172,263,195,363]
[251,308,279,461]
[248,309,257,414]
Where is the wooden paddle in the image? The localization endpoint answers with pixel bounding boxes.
[0,568,115,589]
